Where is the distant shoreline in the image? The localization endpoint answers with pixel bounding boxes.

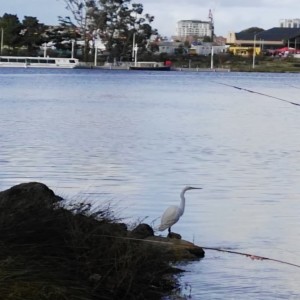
[79,64,300,73]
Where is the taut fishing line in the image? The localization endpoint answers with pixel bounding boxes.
[202,246,300,269]
[213,81,300,107]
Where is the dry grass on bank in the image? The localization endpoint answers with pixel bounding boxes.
[0,183,180,300]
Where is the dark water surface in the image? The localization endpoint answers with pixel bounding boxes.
[1,68,300,299]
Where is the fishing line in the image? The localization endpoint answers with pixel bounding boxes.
[285,84,300,90]
[92,233,300,269]
[202,246,300,269]
[213,81,300,107]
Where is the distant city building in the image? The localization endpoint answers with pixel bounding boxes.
[176,20,213,39]
[189,43,227,55]
[280,19,300,28]
[157,41,186,55]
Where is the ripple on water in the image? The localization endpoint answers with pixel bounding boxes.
[1,69,300,298]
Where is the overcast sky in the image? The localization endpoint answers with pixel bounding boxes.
[1,0,300,37]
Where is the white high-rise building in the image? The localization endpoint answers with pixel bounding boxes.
[279,19,300,28]
[176,20,213,38]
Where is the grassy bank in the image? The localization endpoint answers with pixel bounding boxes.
[0,183,184,300]
[229,57,300,72]
[169,54,300,73]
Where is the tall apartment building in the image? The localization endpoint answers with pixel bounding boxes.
[176,20,213,39]
[280,19,300,28]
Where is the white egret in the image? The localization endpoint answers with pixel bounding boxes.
[158,186,202,233]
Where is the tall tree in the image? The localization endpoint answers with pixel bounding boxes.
[93,1,157,60]
[60,0,99,60]
[60,0,157,61]
[0,13,22,50]
[20,16,46,54]
[44,22,81,57]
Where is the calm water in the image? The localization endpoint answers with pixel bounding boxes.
[1,68,300,299]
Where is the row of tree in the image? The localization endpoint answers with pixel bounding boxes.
[0,14,46,53]
[0,0,159,61]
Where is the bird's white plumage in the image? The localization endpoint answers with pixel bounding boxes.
[158,205,182,231]
[158,186,202,233]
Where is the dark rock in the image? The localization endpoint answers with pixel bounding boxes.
[145,236,205,260]
[130,223,154,239]
[168,232,182,239]
[117,223,128,232]
[188,245,206,257]
[0,182,62,210]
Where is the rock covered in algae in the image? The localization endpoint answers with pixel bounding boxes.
[145,235,205,260]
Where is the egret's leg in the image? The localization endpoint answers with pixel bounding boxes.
[168,227,171,233]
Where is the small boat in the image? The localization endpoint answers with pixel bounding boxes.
[0,56,80,68]
[129,61,171,71]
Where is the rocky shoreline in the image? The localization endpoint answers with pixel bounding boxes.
[0,182,204,299]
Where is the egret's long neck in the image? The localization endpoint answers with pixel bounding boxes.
[179,190,186,216]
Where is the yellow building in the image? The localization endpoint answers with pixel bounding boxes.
[226,28,300,56]
[228,46,261,56]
